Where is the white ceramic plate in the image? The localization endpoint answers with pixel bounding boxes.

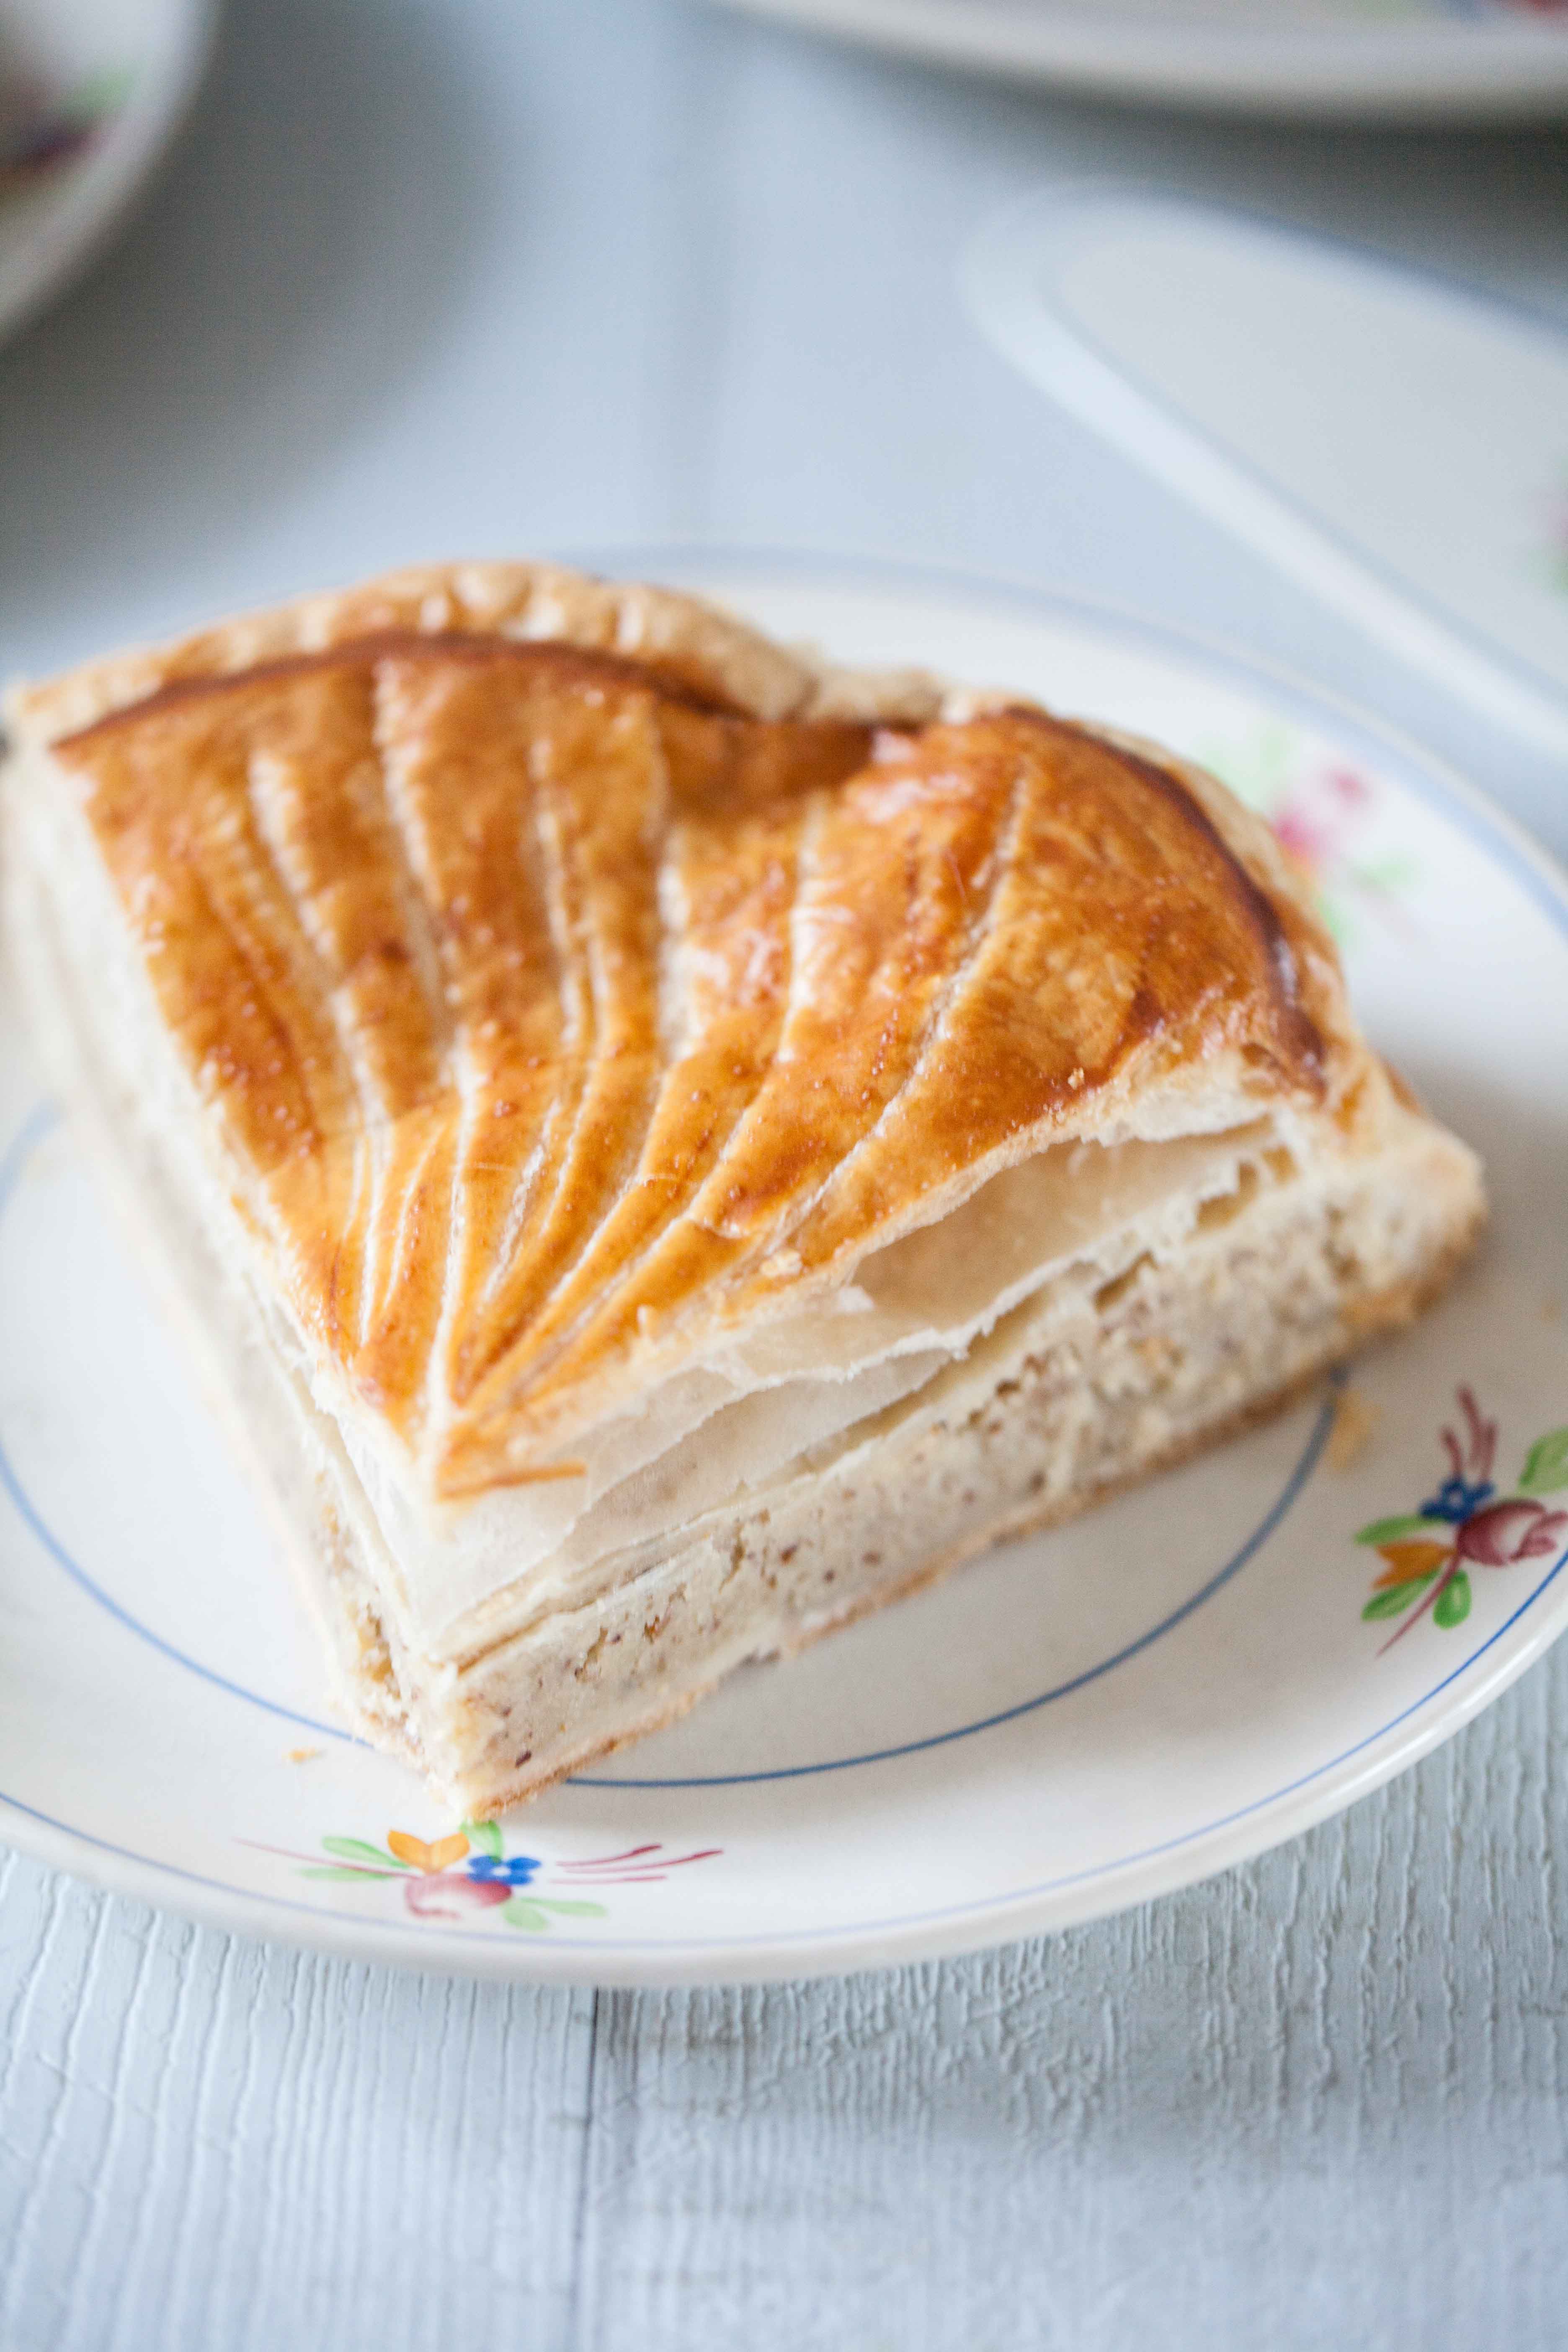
[3,554,1567,1986]
[965,191,1568,761]
[706,0,1568,119]
[0,0,215,348]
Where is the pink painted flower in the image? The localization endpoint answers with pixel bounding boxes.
[1269,807,1327,869]
[1457,1499,1568,1568]
[403,1871,512,1920]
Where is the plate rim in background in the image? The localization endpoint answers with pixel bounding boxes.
[0,0,219,350]
[703,0,1568,121]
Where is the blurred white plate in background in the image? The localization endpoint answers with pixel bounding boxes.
[707,0,1568,119]
[966,189,1568,759]
[0,0,216,347]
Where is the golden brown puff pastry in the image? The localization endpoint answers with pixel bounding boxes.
[3,563,1485,1814]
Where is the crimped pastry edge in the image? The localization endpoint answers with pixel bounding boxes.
[4,558,957,742]
[4,557,1347,1057]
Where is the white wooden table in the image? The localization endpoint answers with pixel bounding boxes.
[3,6,1567,2343]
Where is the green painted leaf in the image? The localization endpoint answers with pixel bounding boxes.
[1356,1514,1442,1547]
[322,1835,407,1868]
[501,1898,550,1932]
[1351,856,1417,892]
[62,66,137,125]
[300,1865,393,1881]
[1519,1430,1568,1496]
[1434,1570,1472,1630]
[461,1818,504,1859]
[1362,1579,1433,1620]
[532,1899,608,1919]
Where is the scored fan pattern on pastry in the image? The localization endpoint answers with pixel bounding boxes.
[56,629,1333,1496]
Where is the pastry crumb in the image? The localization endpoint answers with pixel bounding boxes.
[284,1745,324,1765]
[1327,1386,1379,1471]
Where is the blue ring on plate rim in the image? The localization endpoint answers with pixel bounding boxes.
[0,1102,346,1742]
[1,1543,1564,1956]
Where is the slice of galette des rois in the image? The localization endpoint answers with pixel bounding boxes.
[2,563,1485,1814]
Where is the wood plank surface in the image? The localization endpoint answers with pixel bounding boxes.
[0,1847,594,2351]
[581,1647,1568,2349]
[3,1644,1567,2348]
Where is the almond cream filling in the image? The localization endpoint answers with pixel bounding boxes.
[320,1119,1287,1647]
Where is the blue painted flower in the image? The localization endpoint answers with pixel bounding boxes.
[464,1852,540,1887]
[1420,1474,1495,1524]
